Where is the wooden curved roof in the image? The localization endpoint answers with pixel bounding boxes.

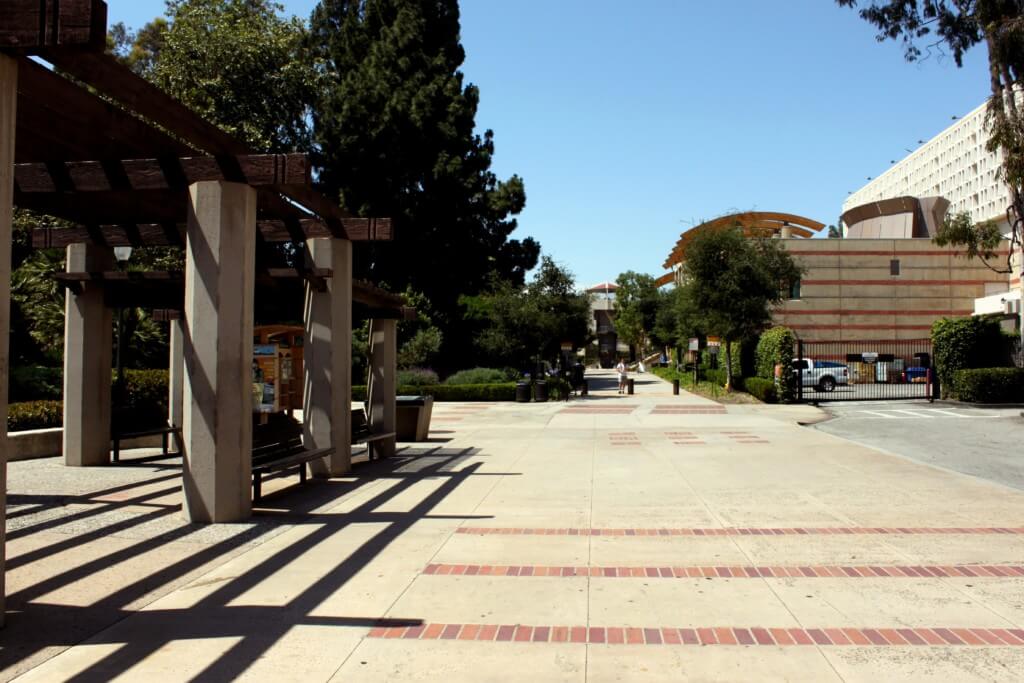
[662,211,824,269]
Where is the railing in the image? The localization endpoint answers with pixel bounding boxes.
[795,338,936,402]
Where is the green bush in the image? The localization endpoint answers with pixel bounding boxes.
[8,400,63,431]
[932,317,1012,398]
[396,367,439,386]
[744,377,778,403]
[354,383,518,402]
[444,367,508,385]
[10,365,63,401]
[756,327,797,402]
[952,368,1024,403]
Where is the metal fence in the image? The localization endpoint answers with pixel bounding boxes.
[795,339,936,403]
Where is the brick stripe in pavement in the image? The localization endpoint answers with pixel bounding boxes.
[368,623,1024,646]
[423,563,1024,579]
[455,526,1024,536]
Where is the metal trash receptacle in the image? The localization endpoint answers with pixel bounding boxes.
[515,382,531,403]
[396,395,433,441]
[534,380,548,402]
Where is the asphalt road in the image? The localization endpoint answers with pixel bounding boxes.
[813,401,1024,490]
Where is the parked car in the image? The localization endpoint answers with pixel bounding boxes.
[792,358,849,392]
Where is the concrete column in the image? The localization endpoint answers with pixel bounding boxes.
[182,181,255,523]
[0,52,17,628]
[780,225,794,239]
[367,318,397,459]
[62,243,114,467]
[168,317,185,449]
[303,238,353,477]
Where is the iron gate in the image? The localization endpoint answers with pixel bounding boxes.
[795,339,936,402]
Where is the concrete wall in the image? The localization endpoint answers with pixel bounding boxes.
[8,428,164,462]
[775,238,1012,342]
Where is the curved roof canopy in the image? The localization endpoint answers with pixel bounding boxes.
[662,211,824,269]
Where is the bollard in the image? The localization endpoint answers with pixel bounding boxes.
[627,378,634,395]
[672,379,679,395]
[581,380,588,397]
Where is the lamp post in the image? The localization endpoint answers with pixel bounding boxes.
[113,246,133,405]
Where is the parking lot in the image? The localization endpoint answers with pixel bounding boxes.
[814,402,1024,490]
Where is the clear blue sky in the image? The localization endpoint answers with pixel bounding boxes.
[108,0,991,288]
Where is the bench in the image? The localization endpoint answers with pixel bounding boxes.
[112,423,181,462]
[251,414,334,502]
[351,408,395,460]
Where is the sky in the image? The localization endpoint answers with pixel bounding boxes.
[107,0,992,289]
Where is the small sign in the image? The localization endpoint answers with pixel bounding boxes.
[861,352,878,363]
[688,338,699,351]
[560,341,573,351]
[706,337,721,347]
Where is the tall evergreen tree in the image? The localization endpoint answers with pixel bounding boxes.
[309,0,540,357]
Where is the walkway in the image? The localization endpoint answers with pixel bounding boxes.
[5,371,1024,681]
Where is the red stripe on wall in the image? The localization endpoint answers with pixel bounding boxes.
[788,324,933,331]
[786,250,1011,257]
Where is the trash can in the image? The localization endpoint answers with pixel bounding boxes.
[627,378,635,395]
[534,380,548,403]
[396,395,433,441]
[672,379,679,395]
[515,381,531,403]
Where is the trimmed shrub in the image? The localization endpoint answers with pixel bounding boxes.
[115,369,169,429]
[396,367,440,387]
[444,367,508,385]
[10,365,63,402]
[9,400,63,431]
[354,383,517,402]
[952,368,1024,403]
[745,377,778,404]
[756,327,797,403]
[932,317,1012,398]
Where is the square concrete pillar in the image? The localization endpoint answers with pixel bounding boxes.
[302,238,353,476]
[367,318,397,459]
[168,317,184,450]
[0,52,16,627]
[182,181,256,523]
[62,243,114,467]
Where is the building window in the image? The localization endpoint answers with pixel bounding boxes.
[890,259,901,276]
[788,278,801,300]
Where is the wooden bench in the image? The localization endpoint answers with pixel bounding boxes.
[351,408,395,460]
[251,414,334,502]
[112,423,181,462]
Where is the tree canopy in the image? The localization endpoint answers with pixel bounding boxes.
[309,0,540,358]
[681,227,803,388]
[611,271,660,355]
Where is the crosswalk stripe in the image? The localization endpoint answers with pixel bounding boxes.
[892,410,935,418]
[928,409,967,418]
[860,410,898,419]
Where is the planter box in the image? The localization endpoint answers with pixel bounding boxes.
[396,395,434,441]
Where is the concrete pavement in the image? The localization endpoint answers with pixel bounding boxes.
[5,370,1024,681]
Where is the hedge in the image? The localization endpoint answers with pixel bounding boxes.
[932,317,1012,398]
[952,368,1024,403]
[396,368,440,387]
[755,327,797,403]
[444,367,510,385]
[354,382,518,402]
[10,365,63,402]
[744,377,778,403]
[8,400,63,431]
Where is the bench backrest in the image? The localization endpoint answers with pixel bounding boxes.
[252,415,305,466]
[351,408,369,435]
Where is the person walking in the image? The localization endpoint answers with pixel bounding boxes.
[615,358,627,394]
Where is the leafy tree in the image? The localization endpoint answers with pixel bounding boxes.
[613,271,659,357]
[463,257,590,370]
[396,288,443,369]
[108,18,169,77]
[827,224,842,238]
[681,226,804,390]
[155,0,318,152]
[309,0,540,365]
[838,0,1024,342]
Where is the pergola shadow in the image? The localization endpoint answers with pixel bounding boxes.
[2,445,508,679]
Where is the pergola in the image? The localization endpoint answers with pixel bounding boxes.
[0,1,403,625]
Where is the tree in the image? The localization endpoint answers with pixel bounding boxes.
[838,0,1024,344]
[463,257,590,370]
[108,18,169,77]
[613,271,659,358]
[827,224,842,238]
[309,0,540,365]
[154,0,318,152]
[681,226,804,390]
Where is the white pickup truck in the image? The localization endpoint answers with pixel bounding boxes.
[792,358,849,392]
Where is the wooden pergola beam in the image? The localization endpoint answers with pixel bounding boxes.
[15,153,310,193]
[0,0,107,52]
[32,217,393,248]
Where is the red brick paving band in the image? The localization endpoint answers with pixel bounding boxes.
[455,526,1024,536]
[367,623,1024,646]
[423,563,1024,579]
